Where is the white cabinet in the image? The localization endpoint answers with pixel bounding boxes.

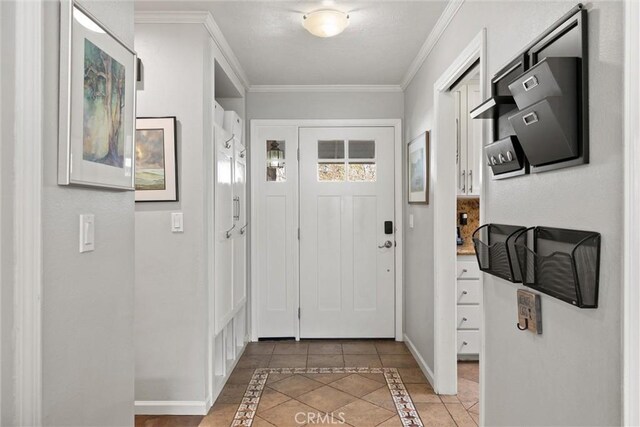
[224,111,243,141]
[213,125,247,335]
[456,256,481,358]
[233,139,247,309]
[455,84,481,196]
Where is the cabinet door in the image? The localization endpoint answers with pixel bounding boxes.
[215,127,234,334]
[456,86,469,196]
[467,84,482,196]
[233,139,247,309]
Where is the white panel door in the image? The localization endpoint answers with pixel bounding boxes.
[299,127,395,338]
[215,127,234,334]
[233,139,247,309]
[253,125,299,338]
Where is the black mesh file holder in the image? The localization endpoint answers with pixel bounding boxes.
[514,226,601,308]
[472,224,526,283]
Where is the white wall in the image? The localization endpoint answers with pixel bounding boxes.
[41,1,136,426]
[403,1,623,425]
[247,91,404,121]
[134,23,210,403]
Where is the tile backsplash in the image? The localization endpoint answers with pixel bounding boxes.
[457,198,480,255]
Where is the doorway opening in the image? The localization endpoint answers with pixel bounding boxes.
[450,63,481,422]
[431,29,486,425]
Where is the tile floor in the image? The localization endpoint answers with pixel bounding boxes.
[135,340,479,427]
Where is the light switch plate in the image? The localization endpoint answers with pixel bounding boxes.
[79,214,95,253]
[409,214,414,229]
[517,289,542,334]
[171,212,184,233]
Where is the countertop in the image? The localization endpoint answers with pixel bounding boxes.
[457,246,475,256]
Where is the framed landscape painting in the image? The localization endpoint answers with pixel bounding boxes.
[135,117,178,202]
[408,132,430,204]
[58,0,137,189]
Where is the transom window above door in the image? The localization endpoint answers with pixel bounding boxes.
[317,140,377,182]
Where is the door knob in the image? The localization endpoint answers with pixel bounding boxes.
[378,240,393,249]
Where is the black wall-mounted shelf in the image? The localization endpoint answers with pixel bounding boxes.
[471,4,588,179]
[473,224,526,283]
[469,96,516,120]
[513,226,601,308]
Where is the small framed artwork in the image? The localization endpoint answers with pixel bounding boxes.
[135,117,178,202]
[408,132,430,204]
[58,0,137,190]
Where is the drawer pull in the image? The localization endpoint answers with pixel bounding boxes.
[522,112,539,126]
[458,268,468,279]
[462,317,468,322]
[462,290,468,295]
[522,75,539,91]
[462,341,468,346]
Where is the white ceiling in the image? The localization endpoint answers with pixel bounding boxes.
[135,1,450,87]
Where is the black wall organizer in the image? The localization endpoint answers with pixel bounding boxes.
[470,4,588,179]
[473,224,526,283]
[513,227,601,308]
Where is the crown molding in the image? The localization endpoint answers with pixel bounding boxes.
[248,84,403,93]
[400,0,465,90]
[135,11,250,90]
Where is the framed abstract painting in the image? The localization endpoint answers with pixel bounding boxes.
[58,0,137,189]
[135,117,178,202]
[408,132,430,204]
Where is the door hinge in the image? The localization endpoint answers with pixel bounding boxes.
[298,307,301,319]
[298,228,300,240]
[297,148,300,161]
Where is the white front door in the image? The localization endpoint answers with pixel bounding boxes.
[299,127,395,338]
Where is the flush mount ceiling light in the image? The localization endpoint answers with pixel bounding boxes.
[73,7,105,33]
[303,10,350,38]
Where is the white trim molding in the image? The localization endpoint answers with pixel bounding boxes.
[400,0,465,90]
[134,401,209,416]
[134,11,249,91]
[403,334,436,389]
[248,85,403,93]
[624,0,640,424]
[13,0,44,425]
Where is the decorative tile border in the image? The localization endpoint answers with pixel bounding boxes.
[232,367,423,426]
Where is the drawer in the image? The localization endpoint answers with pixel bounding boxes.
[214,101,225,128]
[508,97,577,167]
[224,111,243,140]
[457,260,480,280]
[457,330,480,355]
[457,280,480,304]
[457,305,480,330]
[508,57,578,110]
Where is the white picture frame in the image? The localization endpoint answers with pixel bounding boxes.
[408,131,430,204]
[58,0,137,190]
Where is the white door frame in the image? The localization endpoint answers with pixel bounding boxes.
[624,0,640,424]
[12,0,44,425]
[431,30,486,402]
[250,119,404,341]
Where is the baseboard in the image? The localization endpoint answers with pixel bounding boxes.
[403,333,437,391]
[135,341,249,416]
[134,400,209,416]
